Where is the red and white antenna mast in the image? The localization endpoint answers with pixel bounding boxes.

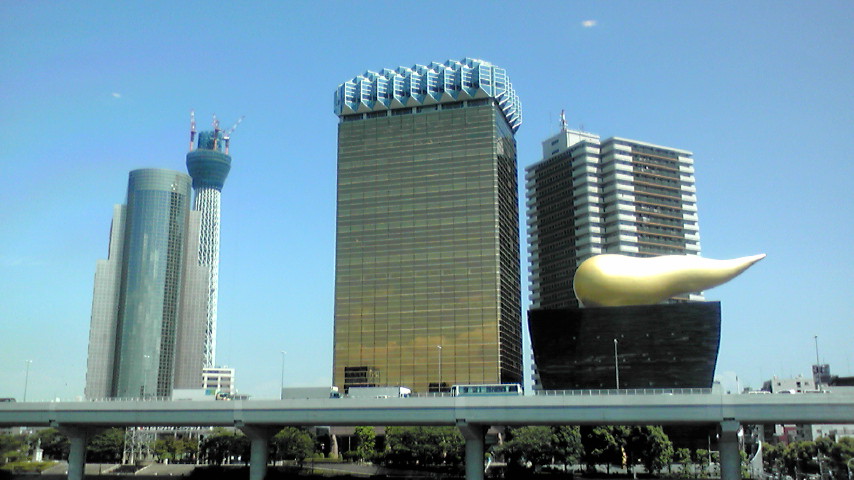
[189,110,197,151]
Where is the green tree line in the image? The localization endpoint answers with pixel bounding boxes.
[764,436,854,479]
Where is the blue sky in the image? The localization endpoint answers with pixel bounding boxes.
[2,1,852,401]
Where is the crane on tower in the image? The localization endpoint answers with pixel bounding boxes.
[223,116,245,155]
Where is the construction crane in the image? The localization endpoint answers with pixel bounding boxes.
[222,116,245,154]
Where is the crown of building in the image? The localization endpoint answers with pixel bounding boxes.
[334,57,522,132]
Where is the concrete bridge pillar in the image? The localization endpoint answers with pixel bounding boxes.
[54,424,99,480]
[457,422,487,480]
[239,425,278,480]
[719,419,742,480]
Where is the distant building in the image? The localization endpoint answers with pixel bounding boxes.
[761,374,819,393]
[202,366,235,395]
[812,363,832,386]
[85,121,234,398]
[332,58,523,393]
[526,122,701,309]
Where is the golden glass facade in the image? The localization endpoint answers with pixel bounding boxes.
[333,101,522,393]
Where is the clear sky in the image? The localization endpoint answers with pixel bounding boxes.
[2,1,852,401]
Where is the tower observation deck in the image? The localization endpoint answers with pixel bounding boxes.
[185,125,232,370]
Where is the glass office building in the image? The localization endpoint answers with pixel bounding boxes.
[332,58,523,393]
[107,169,192,398]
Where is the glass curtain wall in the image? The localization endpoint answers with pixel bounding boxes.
[113,169,191,398]
[333,102,522,393]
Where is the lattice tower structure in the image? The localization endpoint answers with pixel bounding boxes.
[185,130,231,370]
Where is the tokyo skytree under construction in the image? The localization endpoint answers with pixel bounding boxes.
[174,113,240,388]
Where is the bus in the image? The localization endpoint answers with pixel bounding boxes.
[451,384,523,396]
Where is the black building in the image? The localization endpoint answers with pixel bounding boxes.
[529,302,721,390]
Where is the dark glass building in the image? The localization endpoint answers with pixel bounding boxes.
[112,169,192,398]
[529,303,722,390]
[332,58,523,393]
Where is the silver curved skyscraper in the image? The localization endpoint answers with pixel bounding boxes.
[85,169,193,399]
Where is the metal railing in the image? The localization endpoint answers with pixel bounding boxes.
[534,387,712,396]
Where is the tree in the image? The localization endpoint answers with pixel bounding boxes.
[353,426,376,463]
[33,429,69,461]
[625,425,673,475]
[673,447,692,476]
[199,429,249,466]
[550,426,582,469]
[825,436,854,478]
[86,428,124,463]
[153,436,185,463]
[694,448,710,477]
[0,433,27,466]
[271,427,315,466]
[581,425,627,473]
[498,426,555,473]
[381,426,463,468]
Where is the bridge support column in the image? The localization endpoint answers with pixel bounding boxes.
[55,424,99,480]
[239,425,277,480]
[457,422,486,480]
[719,420,741,480]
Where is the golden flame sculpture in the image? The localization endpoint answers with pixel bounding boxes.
[573,254,766,307]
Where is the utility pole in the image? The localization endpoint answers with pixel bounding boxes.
[437,345,443,393]
[23,360,32,401]
[280,351,286,399]
[614,339,620,389]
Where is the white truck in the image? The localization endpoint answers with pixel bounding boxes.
[280,386,340,400]
[346,386,411,398]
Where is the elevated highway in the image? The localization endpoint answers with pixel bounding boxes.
[3,392,853,480]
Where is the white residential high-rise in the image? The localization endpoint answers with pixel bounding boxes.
[526,121,702,309]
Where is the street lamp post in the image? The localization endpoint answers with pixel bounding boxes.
[23,360,32,402]
[280,351,287,398]
[437,345,443,393]
[143,355,151,398]
[846,457,853,480]
[614,339,620,389]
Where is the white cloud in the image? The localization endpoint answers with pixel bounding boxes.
[111,92,122,99]
[0,255,47,267]
[582,20,597,28]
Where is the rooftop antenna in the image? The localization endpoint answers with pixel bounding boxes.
[222,116,245,155]
[814,335,820,364]
[212,114,221,150]
[189,110,197,151]
[559,109,567,132]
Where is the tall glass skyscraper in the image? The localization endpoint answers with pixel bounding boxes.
[86,169,193,398]
[332,58,523,393]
